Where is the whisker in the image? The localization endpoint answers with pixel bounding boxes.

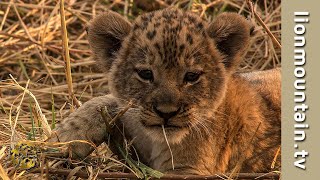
[192,117,211,136]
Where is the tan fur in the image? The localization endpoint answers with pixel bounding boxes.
[49,8,280,175]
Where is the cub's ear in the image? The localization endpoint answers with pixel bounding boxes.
[87,11,132,71]
[207,13,252,71]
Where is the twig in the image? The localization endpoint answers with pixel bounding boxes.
[206,0,224,8]
[271,146,281,169]
[9,75,52,138]
[12,2,36,42]
[155,0,169,7]
[10,79,29,143]
[0,33,63,61]
[0,0,13,31]
[99,100,134,127]
[162,125,174,170]
[0,147,10,180]
[59,0,81,109]
[99,106,113,133]
[246,0,281,49]
[31,168,280,179]
[98,101,163,179]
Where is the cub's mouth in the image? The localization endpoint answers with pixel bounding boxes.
[139,105,190,136]
[148,124,184,130]
[140,118,190,143]
[140,118,188,132]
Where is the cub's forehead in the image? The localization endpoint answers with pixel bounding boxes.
[133,8,205,33]
[129,8,210,66]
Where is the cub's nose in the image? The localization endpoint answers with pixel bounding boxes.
[153,105,180,122]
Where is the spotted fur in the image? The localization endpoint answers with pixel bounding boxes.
[49,8,281,175]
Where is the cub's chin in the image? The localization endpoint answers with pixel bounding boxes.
[143,124,190,144]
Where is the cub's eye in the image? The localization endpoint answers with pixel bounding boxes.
[136,69,153,81]
[184,72,202,83]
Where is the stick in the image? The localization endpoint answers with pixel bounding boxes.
[31,168,280,179]
[59,0,81,109]
[246,0,282,49]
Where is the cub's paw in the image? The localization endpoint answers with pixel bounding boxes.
[47,94,121,159]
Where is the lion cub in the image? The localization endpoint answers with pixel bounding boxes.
[49,8,281,175]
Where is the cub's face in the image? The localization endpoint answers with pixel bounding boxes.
[87,8,252,143]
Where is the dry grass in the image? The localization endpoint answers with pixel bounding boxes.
[0,0,281,179]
